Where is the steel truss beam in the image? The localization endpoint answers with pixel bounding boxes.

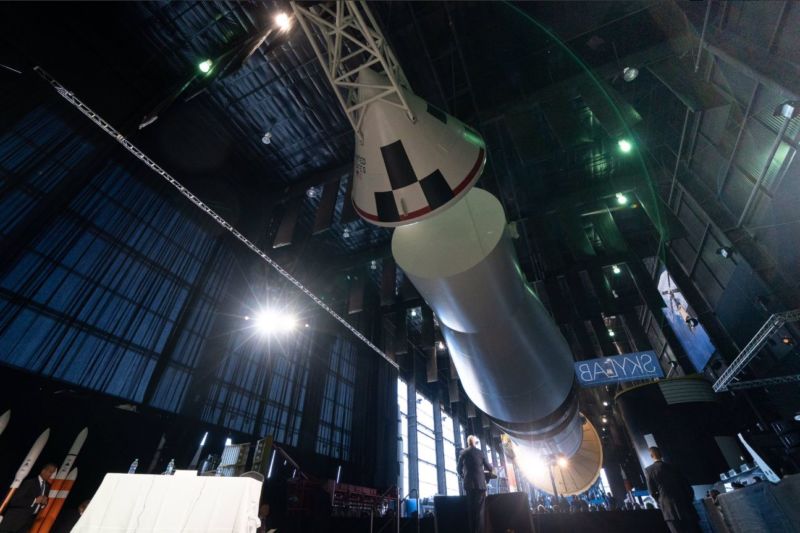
[34,67,398,370]
[713,309,800,392]
[290,1,414,139]
[727,374,800,391]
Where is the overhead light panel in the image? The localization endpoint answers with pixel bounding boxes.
[198,59,213,74]
[617,139,633,153]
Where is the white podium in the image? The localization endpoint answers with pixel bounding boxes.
[72,472,262,532]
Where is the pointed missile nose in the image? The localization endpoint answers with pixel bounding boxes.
[352,69,486,227]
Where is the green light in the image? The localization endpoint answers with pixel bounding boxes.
[612,265,621,275]
[618,139,633,153]
[616,192,628,205]
[462,129,485,148]
[198,59,213,74]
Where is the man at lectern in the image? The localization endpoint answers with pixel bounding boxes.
[0,463,57,533]
[457,435,492,533]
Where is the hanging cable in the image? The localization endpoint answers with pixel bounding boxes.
[34,66,398,370]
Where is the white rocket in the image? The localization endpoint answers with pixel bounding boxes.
[0,428,50,514]
[31,427,88,533]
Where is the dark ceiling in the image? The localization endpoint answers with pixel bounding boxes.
[0,1,691,261]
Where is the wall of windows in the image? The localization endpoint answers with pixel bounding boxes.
[0,106,232,404]
[441,408,460,495]
[315,336,357,459]
[398,378,409,496]
[416,391,439,497]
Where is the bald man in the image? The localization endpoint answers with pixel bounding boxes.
[457,435,492,533]
[645,447,700,533]
[0,463,57,533]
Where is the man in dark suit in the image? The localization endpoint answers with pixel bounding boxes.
[0,463,57,533]
[645,447,700,533]
[457,435,492,533]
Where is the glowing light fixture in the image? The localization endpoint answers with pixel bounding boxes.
[602,401,609,407]
[410,308,418,317]
[225,438,233,446]
[437,341,446,350]
[608,330,615,337]
[615,192,628,205]
[254,311,298,334]
[618,139,633,153]
[515,447,547,480]
[612,265,622,275]
[622,67,639,82]
[198,59,213,74]
[716,246,733,259]
[557,456,569,468]
[275,12,290,30]
[601,416,608,424]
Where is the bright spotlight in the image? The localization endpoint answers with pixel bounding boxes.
[275,12,290,30]
[557,457,569,468]
[437,341,446,351]
[602,401,609,407]
[515,447,547,480]
[254,311,297,334]
[601,416,608,424]
[618,139,633,153]
[198,59,213,74]
[615,192,628,205]
[612,265,622,275]
[608,330,615,338]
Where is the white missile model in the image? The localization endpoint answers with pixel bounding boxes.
[31,427,88,533]
[0,428,50,514]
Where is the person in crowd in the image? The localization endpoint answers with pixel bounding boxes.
[0,463,57,533]
[256,503,275,533]
[457,435,492,533]
[645,447,700,533]
[52,499,90,533]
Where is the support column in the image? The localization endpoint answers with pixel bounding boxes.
[406,378,419,497]
[433,400,447,495]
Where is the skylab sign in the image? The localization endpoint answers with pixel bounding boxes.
[575,351,664,387]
